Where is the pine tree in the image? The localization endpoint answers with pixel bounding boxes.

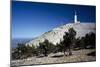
[38,39,55,56]
[60,28,76,56]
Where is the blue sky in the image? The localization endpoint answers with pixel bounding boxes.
[12,1,96,39]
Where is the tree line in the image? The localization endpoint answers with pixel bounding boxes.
[12,28,96,60]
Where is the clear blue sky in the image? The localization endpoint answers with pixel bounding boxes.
[12,1,96,39]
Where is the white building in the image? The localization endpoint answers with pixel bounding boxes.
[74,11,80,23]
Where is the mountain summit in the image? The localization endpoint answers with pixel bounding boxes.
[25,23,95,47]
[25,11,95,47]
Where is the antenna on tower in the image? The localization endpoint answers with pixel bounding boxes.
[75,10,77,15]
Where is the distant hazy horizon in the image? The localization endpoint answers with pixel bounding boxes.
[12,38,33,48]
[12,1,96,39]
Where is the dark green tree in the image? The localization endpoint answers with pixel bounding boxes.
[63,32,71,56]
[25,45,36,57]
[12,43,38,60]
[75,32,95,49]
[89,32,96,48]
[75,37,85,50]
[84,32,96,49]
[56,41,64,52]
[57,28,76,56]
[38,39,55,56]
[66,28,76,55]
[12,43,27,60]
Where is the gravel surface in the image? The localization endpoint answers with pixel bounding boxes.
[11,49,96,66]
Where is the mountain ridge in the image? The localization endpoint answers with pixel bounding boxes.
[25,23,95,47]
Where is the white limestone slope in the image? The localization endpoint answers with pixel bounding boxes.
[25,23,95,47]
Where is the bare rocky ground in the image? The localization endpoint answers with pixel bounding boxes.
[11,49,96,66]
